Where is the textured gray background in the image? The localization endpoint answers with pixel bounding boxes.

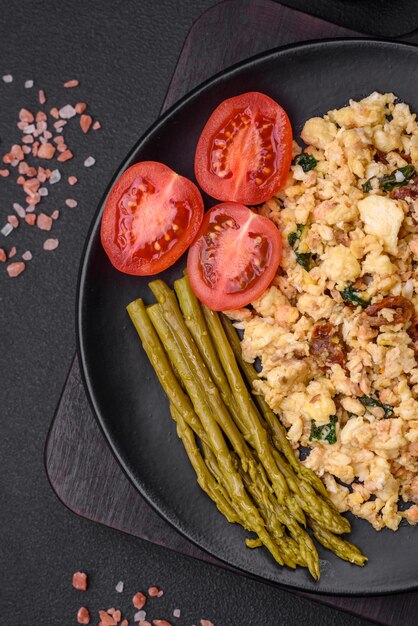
[1,1,405,623]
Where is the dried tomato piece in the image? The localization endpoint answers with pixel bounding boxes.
[310,322,346,367]
[365,296,414,327]
[390,176,418,200]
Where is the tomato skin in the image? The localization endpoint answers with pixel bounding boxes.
[187,202,282,311]
[100,161,204,276]
[194,92,292,205]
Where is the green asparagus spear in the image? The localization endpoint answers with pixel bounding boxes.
[149,280,290,504]
[145,302,286,567]
[308,518,367,566]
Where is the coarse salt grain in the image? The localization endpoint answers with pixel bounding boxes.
[77,606,91,625]
[43,238,59,251]
[37,214,52,231]
[49,169,61,184]
[2,74,13,83]
[115,581,124,593]
[64,79,80,88]
[13,203,26,218]
[98,609,116,625]
[37,142,56,159]
[148,587,160,597]
[80,114,92,133]
[23,124,35,134]
[65,198,78,208]
[25,214,36,225]
[200,621,214,626]
[0,169,10,177]
[39,187,48,197]
[51,210,60,220]
[7,261,25,277]
[72,571,88,591]
[24,79,34,88]
[38,89,46,104]
[68,175,78,185]
[113,610,121,622]
[59,104,77,119]
[57,149,73,162]
[92,120,101,130]
[8,246,16,258]
[0,248,6,262]
[132,592,146,610]
[75,102,87,114]
[134,610,147,622]
[120,621,129,626]
[7,215,19,228]
[173,610,180,619]
[152,621,172,626]
[84,156,95,167]
[22,250,32,261]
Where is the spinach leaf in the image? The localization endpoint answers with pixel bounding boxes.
[358,395,394,418]
[287,223,304,248]
[340,285,370,309]
[294,153,317,172]
[379,164,416,192]
[309,415,338,444]
[295,252,312,271]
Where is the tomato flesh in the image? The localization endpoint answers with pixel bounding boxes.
[187,202,282,310]
[195,92,292,205]
[101,161,204,275]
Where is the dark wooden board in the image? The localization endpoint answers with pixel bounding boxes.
[45,1,418,623]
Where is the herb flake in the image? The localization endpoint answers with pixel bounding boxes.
[340,285,370,309]
[310,415,338,444]
[379,164,416,192]
[359,395,394,418]
[287,223,304,248]
[295,252,312,271]
[293,153,317,172]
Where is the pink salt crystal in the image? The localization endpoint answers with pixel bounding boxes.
[22,146,31,155]
[75,102,87,114]
[80,114,92,133]
[7,262,25,277]
[54,120,67,130]
[37,213,53,231]
[68,176,78,185]
[157,590,164,598]
[8,246,16,258]
[32,142,39,157]
[26,193,41,206]
[43,130,53,139]
[17,121,28,130]
[2,74,13,83]
[59,104,76,119]
[10,144,24,160]
[54,135,64,144]
[57,149,73,162]
[0,249,6,262]
[22,135,34,144]
[64,79,79,88]
[49,169,61,184]
[25,214,36,225]
[57,143,68,153]
[51,210,60,220]
[37,143,56,159]
[24,79,34,88]
[65,198,78,208]
[92,120,101,130]
[23,123,35,134]
[200,621,214,626]
[38,89,46,104]
[19,108,34,123]
[0,169,9,177]
[148,587,160,598]
[173,609,180,619]
[84,156,95,167]
[43,238,59,251]
[7,215,19,228]
[13,203,26,218]
[37,120,47,133]
[36,111,47,122]
[39,137,47,145]
[22,250,32,261]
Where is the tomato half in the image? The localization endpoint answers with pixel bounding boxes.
[187,202,282,310]
[100,161,204,275]
[194,92,292,205]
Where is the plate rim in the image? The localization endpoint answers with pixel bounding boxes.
[76,37,418,596]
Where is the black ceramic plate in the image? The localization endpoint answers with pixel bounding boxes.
[78,39,418,595]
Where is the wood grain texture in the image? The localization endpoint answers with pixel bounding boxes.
[45,1,418,624]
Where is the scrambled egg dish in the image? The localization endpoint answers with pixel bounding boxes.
[228,92,418,531]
